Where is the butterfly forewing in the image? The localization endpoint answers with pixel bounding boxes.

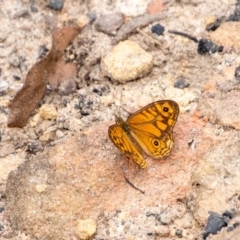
[128,100,179,137]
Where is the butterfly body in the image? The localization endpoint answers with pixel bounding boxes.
[108,100,179,168]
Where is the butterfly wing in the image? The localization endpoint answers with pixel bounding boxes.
[127,100,179,159]
[130,129,174,158]
[108,124,147,168]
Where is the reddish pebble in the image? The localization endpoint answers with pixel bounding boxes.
[147,0,166,14]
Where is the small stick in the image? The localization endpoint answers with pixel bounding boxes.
[124,175,145,194]
[168,30,199,43]
[137,28,161,46]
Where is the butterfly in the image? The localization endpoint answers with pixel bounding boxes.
[108,100,179,168]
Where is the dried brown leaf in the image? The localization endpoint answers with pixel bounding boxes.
[48,59,77,90]
[8,26,81,128]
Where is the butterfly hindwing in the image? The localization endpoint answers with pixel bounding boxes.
[108,124,147,168]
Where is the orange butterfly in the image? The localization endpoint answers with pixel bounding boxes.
[108,100,179,168]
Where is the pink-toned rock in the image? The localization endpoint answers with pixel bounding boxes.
[5,113,227,239]
[210,22,240,48]
[192,65,240,224]
[6,115,210,239]
[201,89,240,130]
[199,65,240,130]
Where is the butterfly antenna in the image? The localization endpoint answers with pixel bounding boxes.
[117,86,123,116]
[118,86,132,115]
[120,106,132,115]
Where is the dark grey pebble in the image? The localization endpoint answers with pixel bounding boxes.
[47,0,64,11]
[174,78,190,89]
[151,23,164,35]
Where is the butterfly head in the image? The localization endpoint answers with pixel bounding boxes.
[114,115,124,124]
[114,115,131,134]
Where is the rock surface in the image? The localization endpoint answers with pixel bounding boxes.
[1,0,240,240]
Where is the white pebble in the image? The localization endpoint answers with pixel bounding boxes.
[0,80,9,93]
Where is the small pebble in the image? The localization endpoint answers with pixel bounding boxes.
[12,9,29,19]
[0,207,4,213]
[234,66,240,81]
[13,75,21,81]
[100,94,114,106]
[77,15,89,29]
[155,225,170,237]
[29,113,41,127]
[229,5,240,21]
[36,121,55,133]
[174,78,190,89]
[38,45,49,59]
[47,0,64,10]
[0,99,10,108]
[39,131,56,142]
[205,16,226,31]
[92,84,110,96]
[175,229,183,238]
[30,5,38,12]
[126,236,136,240]
[170,228,176,237]
[227,226,235,232]
[94,13,124,35]
[0,222,4,231]
[151,23,165,35]
[27,141,43,153]
[87,11,97,23]
[0,80,9,94]
[39,104,58,121]
[204,15,217,28]
[227,222,240,232]
[197,38,223,55]
[101,40,153,83]
[58,79,77,95]
[182,229,191,238]
[146,211,154,217]
[233,222,240,228]
[67,118,83,132]
[223,210,234,219]
[76,219,96,240]
[56,130,65,139]
[147,0,166,14]
[89,64,105,82]
[8,53,20,67]
[35,184,48,193]
[203,212,228,240]
[116,0,147,17]
[160,212,174,225]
